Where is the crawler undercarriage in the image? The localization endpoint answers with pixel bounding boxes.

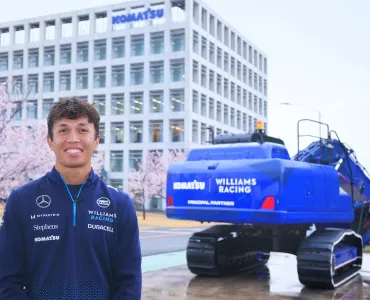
[186,224,363,288]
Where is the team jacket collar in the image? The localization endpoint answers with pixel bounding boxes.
[48,166,99,186]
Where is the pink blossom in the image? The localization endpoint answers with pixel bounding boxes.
[127,149,187,205]
[0,81,104,199]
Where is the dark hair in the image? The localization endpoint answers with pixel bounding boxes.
[47,97,100,140]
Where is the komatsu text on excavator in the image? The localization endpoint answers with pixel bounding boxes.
[166,119,370,289]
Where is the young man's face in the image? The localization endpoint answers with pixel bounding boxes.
[47,117,100,169]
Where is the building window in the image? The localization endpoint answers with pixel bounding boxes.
[77,42,89,62]
[201,65,207,87]
[43,72,54,92]
[111,65,124,87]
[150,32,164,54]
[99,123,105,143]
[209,98,214,119]
[209,42,215,63]
[130,92,143,114]
[110,122,124,143]
[209,70,214,91]
[230,107,235,127]
[44,46,54,66]
[110,151,123,172]
[112,37,125,59]
[130,63,144,85]
[12,76,22,95]
[11,102,21,120]
[78,15,90,35]
[110,179,123,190]
[59,70,71,91]
[111,93,124,115]
[42,99,53,118]
[170,59,184,82]
[170,89,184,112]
[264,100,267,117]
[95,12,107,33]
[150,61,164,84]
[27,74,38,94]
[12,75,23,95]
[94,67,106,88]
[94,39,106,60]
[201,37,207,59]
[169,119,184,142]
[131,34,144,56]
[28,26,39,41]
[76,69,88,89]
[171,29,185,52]
[13,50,23,70]
[224,104,228,125]
[200,94,207,116]
[60,44,71,64]
[237,110,241,129]
[130,121,143,143]
[201,123,207,144]
[0,52,8,71]
[27,100,37,119]
[192,90,198,113]
[27,49,38,68]
[0,28,10,46]
[93,95,105,116]
[129,150,143,170]
[149,90,163,113]
[192,120,198,143]
[61,18,72,38]
[45,21,55,40]
[193,30,198,53]
[217,47,222,68]
[14,26,25,45]
[149,120,163,143]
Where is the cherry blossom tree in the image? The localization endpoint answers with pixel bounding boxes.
[0,81,105,200]
[127,149,187,219]
[155,149,187,199]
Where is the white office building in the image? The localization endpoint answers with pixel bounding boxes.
[0,0,268,210]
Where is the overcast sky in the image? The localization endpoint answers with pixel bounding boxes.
[1,0,370,171]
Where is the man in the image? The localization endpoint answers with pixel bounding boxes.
[0,97,142,299]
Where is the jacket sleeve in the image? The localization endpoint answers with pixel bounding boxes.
[0,190,32,299]
[111,193,142,300]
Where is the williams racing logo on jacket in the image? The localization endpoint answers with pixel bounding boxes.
[88,210,117,223]
[87,211,116,233]
[87,198,116,233]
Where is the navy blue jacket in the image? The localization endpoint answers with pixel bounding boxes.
[0,167,142,299]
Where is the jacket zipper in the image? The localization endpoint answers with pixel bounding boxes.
[60,174,87,231]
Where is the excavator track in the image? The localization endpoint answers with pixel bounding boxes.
[297,228,363,288]
[186,225,270,276]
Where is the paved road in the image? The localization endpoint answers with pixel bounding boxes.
[139,227,205,256]
[142,253,370,300]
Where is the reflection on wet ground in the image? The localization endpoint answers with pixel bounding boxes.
[142,252,370,300]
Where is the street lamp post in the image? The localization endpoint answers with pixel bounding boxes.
[280,102,322,139]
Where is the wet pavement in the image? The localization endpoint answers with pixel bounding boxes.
[142,252,370,300]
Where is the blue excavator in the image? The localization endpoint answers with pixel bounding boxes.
[166,119,370,289]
